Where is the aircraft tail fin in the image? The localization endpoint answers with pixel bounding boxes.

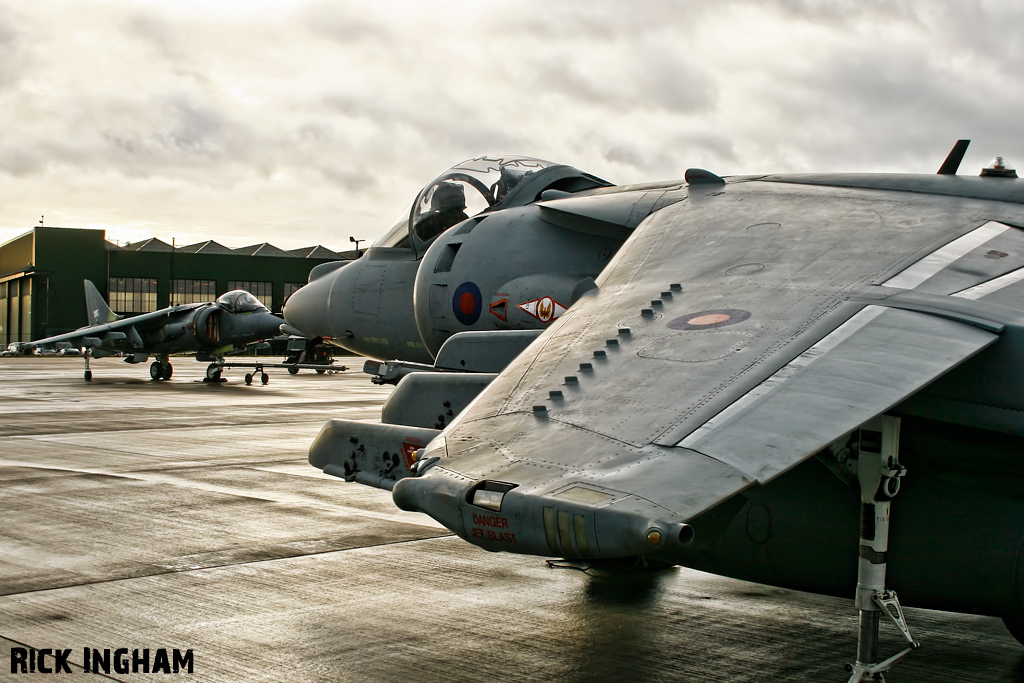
[84,279,117,326]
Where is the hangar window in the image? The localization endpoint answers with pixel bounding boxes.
[171,279,217,305]
[109,277,157,314]
[283,282,303,305]
[19,279,30,342]
[0,282,7,345]
[227,281,273,311]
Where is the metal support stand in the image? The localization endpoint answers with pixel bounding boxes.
[83,348,93,381]
[846,415,919,682]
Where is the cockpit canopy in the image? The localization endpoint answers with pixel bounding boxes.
[409,155,554,242]
[216,290,269,314]
[372,154,612,257]
[373,155,577,253]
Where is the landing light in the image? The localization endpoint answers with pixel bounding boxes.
[467,480,518,512]
[471,490,505,511]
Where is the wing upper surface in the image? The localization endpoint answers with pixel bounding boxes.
[435,179,1017,520]
[458,182,1008,444]
[676,304,995,482]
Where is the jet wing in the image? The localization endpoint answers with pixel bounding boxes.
[27,304,204,352]
[394,179,1015,557]
[672,303,995,482]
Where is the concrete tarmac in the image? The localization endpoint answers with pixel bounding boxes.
[1,356,1022,682]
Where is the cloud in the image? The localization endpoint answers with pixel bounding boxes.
[295,2,390,44]
[1,0,1023,251]
[0,7,31,90]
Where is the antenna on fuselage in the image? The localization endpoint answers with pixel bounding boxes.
[937,139,970,175]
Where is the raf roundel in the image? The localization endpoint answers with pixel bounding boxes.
[452,281,483,325]
[668,309,752,331]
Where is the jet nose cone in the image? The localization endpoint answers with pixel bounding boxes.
[258,313,286,339]
[283,275,333,338]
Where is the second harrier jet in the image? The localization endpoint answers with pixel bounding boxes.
[20,280,283,381]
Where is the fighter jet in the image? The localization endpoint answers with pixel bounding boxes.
[21,279,284,381]
[307,143,1024,680]
[283,155,648,372]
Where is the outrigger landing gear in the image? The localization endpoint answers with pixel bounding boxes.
[846,415,919,683]
[83,348,92,381]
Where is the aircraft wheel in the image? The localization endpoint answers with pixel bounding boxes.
[287,366,299,375]
[244,373,253,385]
[84,370,92,381]
[261,373,269,385]
[315,368,326,375]
[163,364,173,380]
[206,363,221,380]
[150,361,163,380]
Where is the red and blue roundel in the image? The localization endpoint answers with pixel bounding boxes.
[668,309,751,330]
[452,281,482,325]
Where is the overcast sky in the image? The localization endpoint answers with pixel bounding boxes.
[2,0,1023,251]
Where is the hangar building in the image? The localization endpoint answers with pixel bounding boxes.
[0,226,353,345]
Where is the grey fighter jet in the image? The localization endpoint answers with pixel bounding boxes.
[284,155,643,369]
[21,279,284,381]
[308,144,1024,680]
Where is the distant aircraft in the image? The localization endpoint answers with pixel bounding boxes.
[19,280,284,381]
[307,143,1024,680]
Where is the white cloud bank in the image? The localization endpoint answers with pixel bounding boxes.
[1,0,1022,249]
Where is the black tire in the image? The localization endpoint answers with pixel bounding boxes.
[163,364,173,380]
[150,361,163,380]
[287,366,299,375]
[84,370,92,381]
[206,363,220,380]
[244,373,253,385]
[261,373,269,385]
[315,368,326,375]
